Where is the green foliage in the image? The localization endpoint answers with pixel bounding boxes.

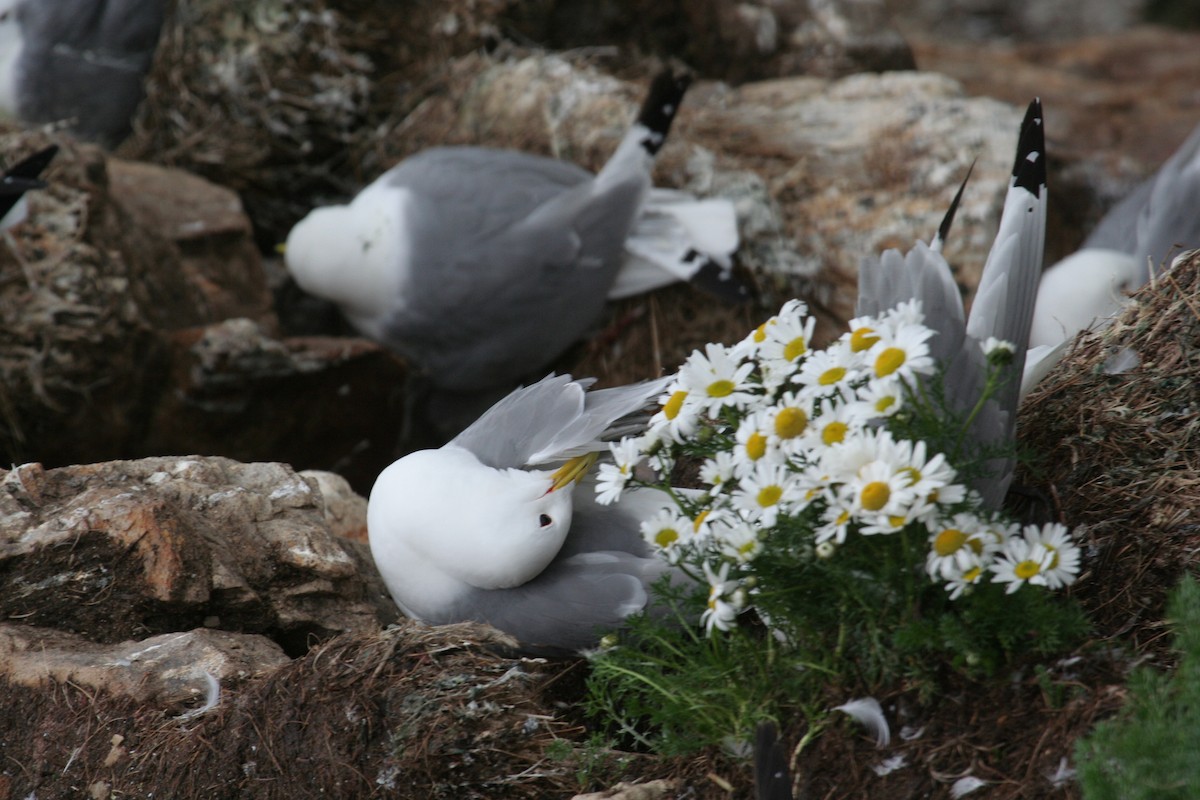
[1076,575,1200,800]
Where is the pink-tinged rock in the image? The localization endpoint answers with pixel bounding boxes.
[0,624,289,709]
[0,457,389,652]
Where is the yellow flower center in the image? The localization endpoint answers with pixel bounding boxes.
[663,390,688,420]
[654,527,680,549]
[874,396,896,413]
[693,510,711,533]
[783,336,807,362]
[887,515,907,528]
[1046,547,1060,569]
[822,421,848,446]
[1014,559,1042,580]
[860,481,890,511]
[874,347,907,378]
[753,322,769,343]
[963,565,982,582]
[745,432,767,461]
[757,485,783,508]
[899,466,922,486]
[707,379,735,398]
[850,327,880,352]
[774,407,808,439]
[934,528,967,556]
[818,366,846,386]
[835,510,850,526]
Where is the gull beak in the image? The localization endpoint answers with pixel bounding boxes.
[546,453,598,493]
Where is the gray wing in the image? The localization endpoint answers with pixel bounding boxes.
[15,0,168,147]
[856,100,1046,510]
[451,373,673,469]
[382,148,646,392]
[1084,121,1200,275]
[428,488,679,655]
[963,100,1047,508]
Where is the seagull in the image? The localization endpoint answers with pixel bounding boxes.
[1029,118,1200,349]
[285,68,743,397]
[0,0,168,148]
[367,373,681,655]
[857,99,1047,509]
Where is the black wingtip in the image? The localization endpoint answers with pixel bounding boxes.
[1011,98,1045,197]
[635,67,693,154]
[754,722,794,800]
[3,145,60,182]
[934,158,977,249]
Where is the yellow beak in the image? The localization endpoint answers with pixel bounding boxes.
[547,452,599,493]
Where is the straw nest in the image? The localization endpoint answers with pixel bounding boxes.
[1019,248,1200,654]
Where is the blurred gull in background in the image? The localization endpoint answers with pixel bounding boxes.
[0,0,167,148]
[284,68,744,402]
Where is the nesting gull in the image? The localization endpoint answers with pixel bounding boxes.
[1030,117,1200,348]
[285,69,743,397]
[857,99,1046,509]
[368,373,680,654]
[0,0,168,148]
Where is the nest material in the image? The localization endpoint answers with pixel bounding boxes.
[0,622,585,799]
[1018,249,1200,652]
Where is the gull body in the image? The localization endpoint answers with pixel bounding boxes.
[0,0,167,148]
[857,100,1047,508]
[367,374,677,654]
[286,69,741,395]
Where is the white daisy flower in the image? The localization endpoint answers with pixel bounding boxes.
[701,561,744,635]
[676,342,758,416]
[594,436,643,505]
[867,323,935,382]
[941,550,987,600]
[765,392,812,454]
[925,513,992,580]
[732,461,803,527]
[699,451,738,492]
[847,460,920,526]
[990,537,1052,593]
[639,506,693,563]
[646,384,702,444]
[850,377,905,419]
[815,487,856,545]
[843,315,884,354]
[794,341,863,399]
[757,300,818,380]
[880,299,925,328]
[732,409,781,478]
[715,520,764,563]
[1021,523,1080,589]
[803,397,871,452]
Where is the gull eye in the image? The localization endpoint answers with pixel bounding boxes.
[539,514,553,528]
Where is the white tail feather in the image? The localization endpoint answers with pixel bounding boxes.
[833,697,890,747]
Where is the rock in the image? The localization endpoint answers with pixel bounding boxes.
[139,319,407,494]
[301,469,369,543]
[0,457,391,654]
[500,0,914,82]
[386,55,1023,343]
[107,158,273,328]
[888,0,1146,41]
[908,26,1200,253]
[0,624,288,709]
